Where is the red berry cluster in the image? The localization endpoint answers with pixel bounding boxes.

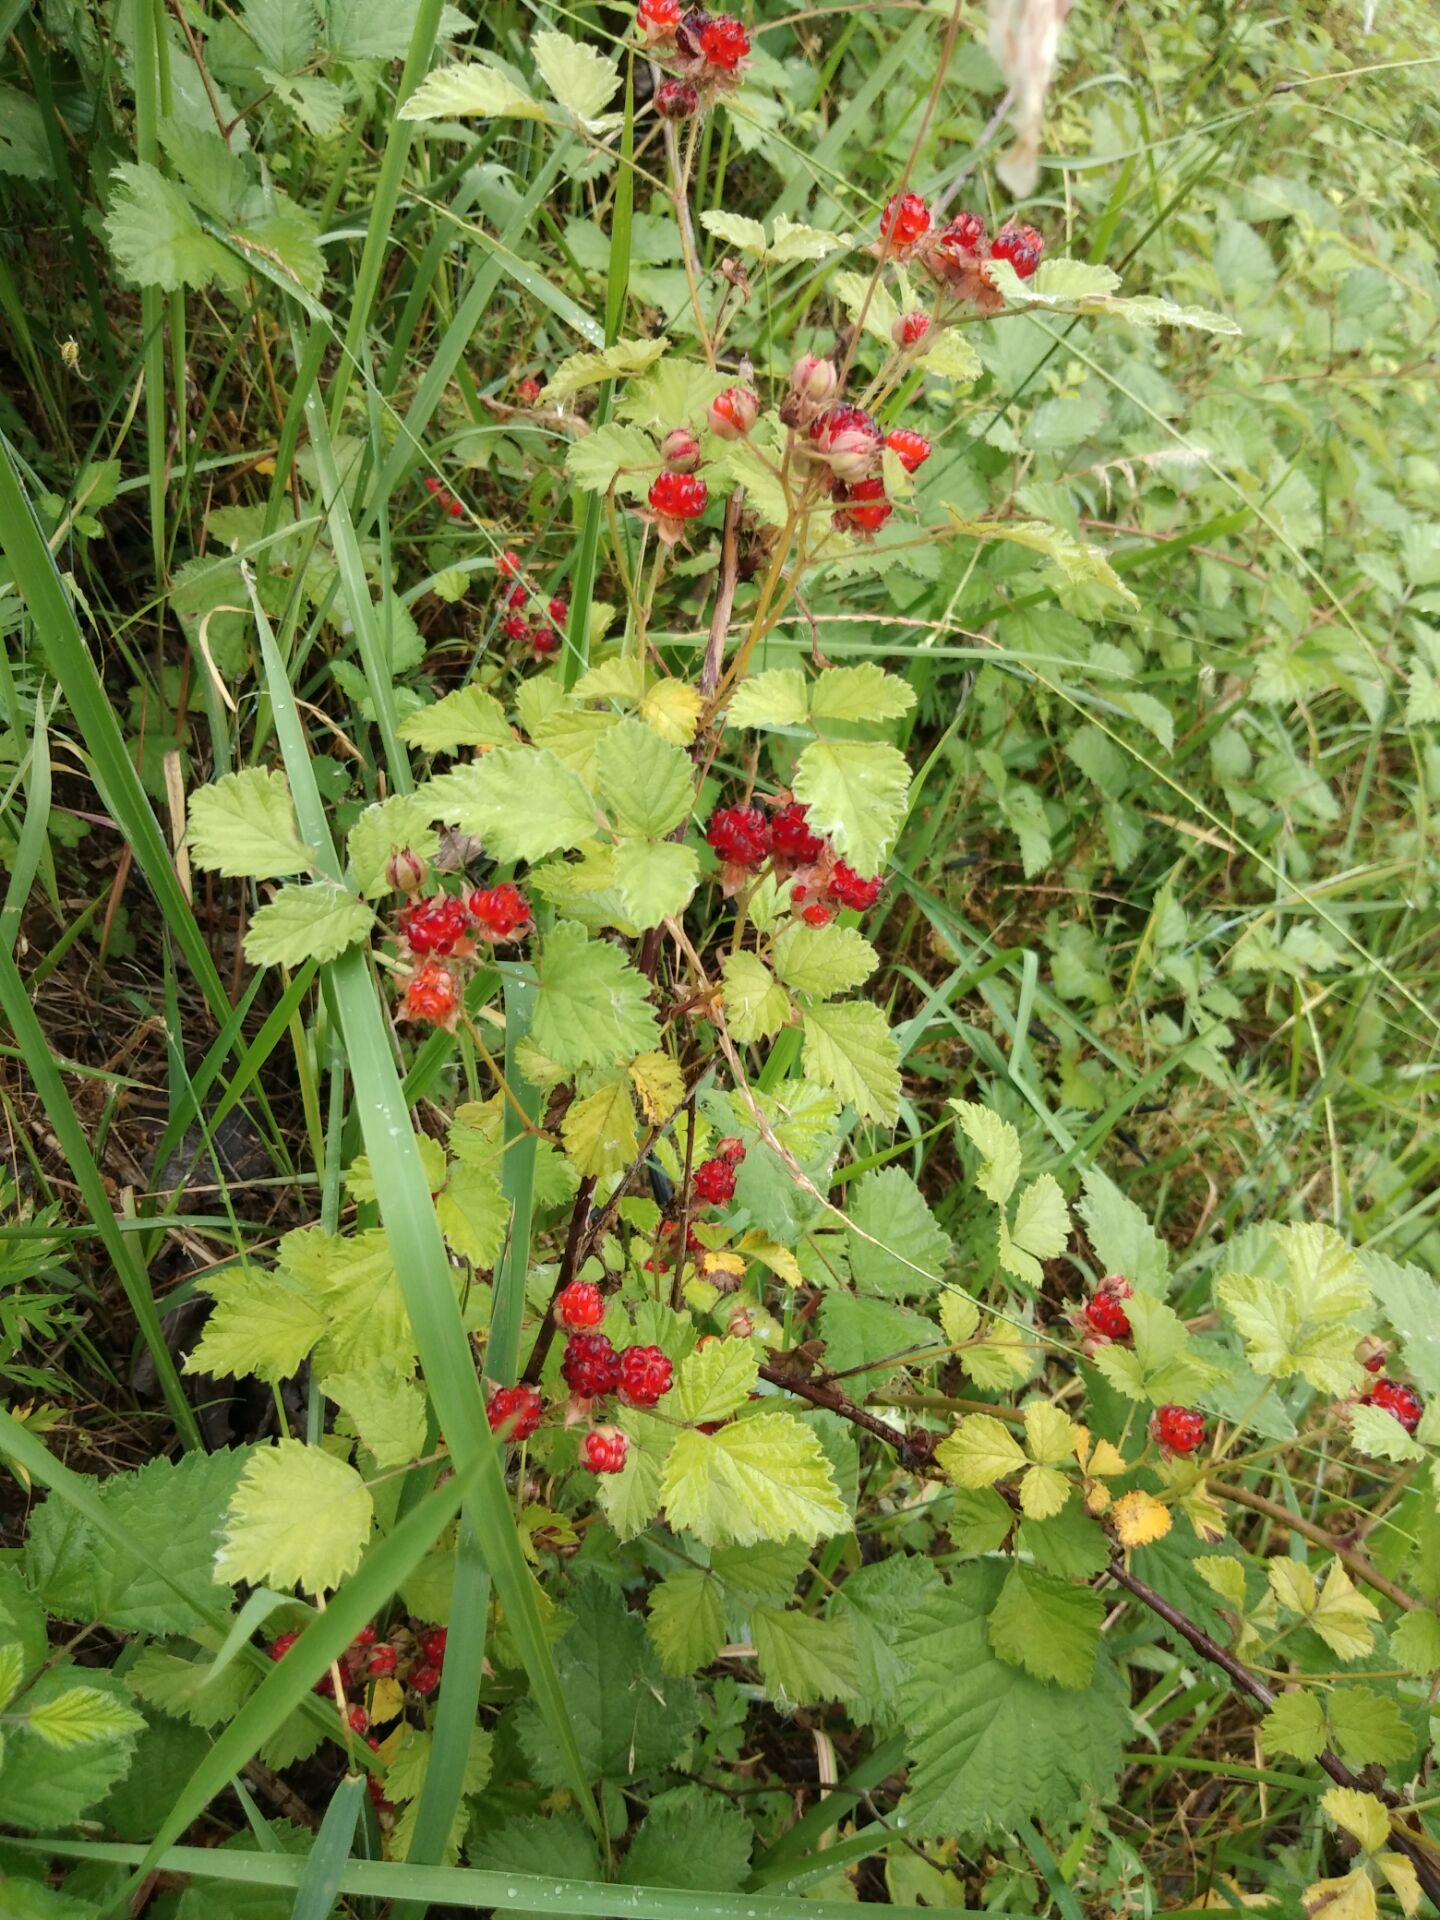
[422,473,464,519]
[562,1331,674,1411]
[638,0,751,105]
[1361,1376,1424,1435]
[642,1216,704,1275]
[909,202,1046,310]
[268,1615,449,1765]
[1150,1404,1207,1456]
[797,398,932,540]
[705,796,885,917]
[494,554,568,656]
[396,886,531,1027]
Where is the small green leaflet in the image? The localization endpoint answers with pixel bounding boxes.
[945,510,1139,612]
[531,30,621,128]
[846,1167,951,1298]
[614,839,699,928]
[1091,1293,1224,1406]
[986,255,1241,334]
[530,920,660,1069]
[997,1173,1069,1287]
[809,662,916,725]
[951,1100,1023,1205]
[1077,1163,1170,1296]
[106,163,244,293]
[322,1362,427,1469]
[773,921,877,1001]
[541,337,670,404]
[829,269,900,345]
[397,686,512,755]
[423,746,598,862]
[215,1439,374,1595]
[647,1568,726,1678]
[565,423,661,499]
[243,881,376,967]
[1261,1690,1326,1762]
[727,668,809,731]
[184,1264,326,1385]
[23,1685,146,1750]
[187,767,310,879]
[721,950,792,1043]
[1349,1401,1425,1464]
[659,1412,848,1547]
[398,59,546,124]
[596,717,694,836]
[672,1341,758,1424]
[792,737,910,874]
[698,209,851,264]
[800,1000,901,1124]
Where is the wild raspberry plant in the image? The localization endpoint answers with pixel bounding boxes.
[4,8,1437,1919]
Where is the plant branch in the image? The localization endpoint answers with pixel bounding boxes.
[701,488,745,697]
[520,1174,596,1386]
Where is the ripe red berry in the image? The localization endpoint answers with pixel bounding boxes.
[503,612,530,641]
[649,469,708,520]
[832,475,892,535]
[531,624,559,655]
[410,1662,441,1695]
[556,1280,606,1328]
[708,386,759,439]
[618,1344,674,1407]
[707,804,770,867]
[516,376,542,405]
[885,427,932,472]
[990,222,1044,280]
[637,0,681,37]
[715,1136,747,1164]
[1084,1291,1132,1342]
[809,404,882,484]
[498,551,522,578]
[398,893,471,957]
[347,1704,369,1735]
[402,959,459,1027]
[562,1331,622,1398]
[698,13,749,68]
[487,1382,543,1442]
[1361,1377,1423,1435]
[656,77,699,117]
[270,1631,299,1661]
[468,883,531,939]
[583,1426,629,1474]
[548,595,569,625]
[769,801,824,866]
[350,1625,376,1650]
[828,860,883,910]
[892,311,931,348]
[880,191,931,249]
[507,581,528,609]
[935,211,987,261]
[801,903,833,926]
[420,1627,448,1666]
[367,1644,398,1676]
[693,1157,737,1205]
[1150,1404,1207,1455]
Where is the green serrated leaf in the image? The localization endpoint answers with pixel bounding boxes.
[25,1684,145,1751]
[998,1174,1070,1286]
[106,162,243,292]
[987,1562,1101,1688]
[1218,1224,1371,1395]
[751,1606,860,1705]
[1390,1609,1440,1675]
[424,747,599,862]
[721,949,792,1044]
[215,1439,374,1595]
[1077,1165,1170,1296]
[614,839,700,930]
[345,795,441,897]
[322,1362,426,1469]
[647,1569,726,1678]
[531,29,620,125]
[660,1412,849,1547]
[0,1640,23,1713]
[436,1158,508,1268]
[792,738,909,876]
[800,1000,901,1124]
[565,423,661,498]
[1326,1686,1415,1769]
[531,921,659,1070]
[243,882,376,967]
[184,1263,326,1385]
[541,337,669,404]
[1262,1689,1326,1761]
[773,921,877,1001]
[846,1167,951,1298]
[809,663,916,725]
[619,1784,753,1892]
[187,768,309,879]
[727,668,809,730]
[397,686,512,754]
[673,1341,758,1424]
[398,59,546,123]
[951,1101,1023,1206]
[936,1414,1027,1489]
[596,716,694,837]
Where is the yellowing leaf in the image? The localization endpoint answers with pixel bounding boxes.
[1377,1855,1423,1918]
[1267,1558,1316,1618]
[1321,1787,1390,1855]
[1310,1560,1380,1662]
[736,1232,803,1288]
[397,686,512,754]
[25,1685,145,1750]
[950,1101,1022,1205]
[561,1079,639,1177]
[322,1362,427,1469]
[1303,1872,1377,1920]
[1023,1402,1080,1466]
[727,668,809,730]
[1017,1462,1070,1520]
[640,679,704,745]
[1218,1223,1372,1396]
[939,1289,981,1346]
[936,1413,1026,1488]
[1110,1489,1172,1549]
[629,1050,685,1124]
[1087,1438,1128,1477]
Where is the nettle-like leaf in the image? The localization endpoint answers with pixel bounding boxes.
[398,59,547,124]
[987,1561,1102,1689]
[531,920,660,1070]
[846,1168,951,1298]
[1218,1223,1372,1394]
[540,337,670,404]
[187,767,310,878]
[107,163,244,293]
[727,668,809,730]
[938,1404,1083,1521]
[647,1568,726,1678]
[346,794,441,898]
[800,1000,901,1125]
[1091,1294,1225,1407]
[659,1413,849,1547]
[792,738,910,876]
[397,685,512,755]
[424,746,598,862]
[751,1606,861,1705]
[216,1439,374,1595]
[614,839,700,928]
[243,881,376,967]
